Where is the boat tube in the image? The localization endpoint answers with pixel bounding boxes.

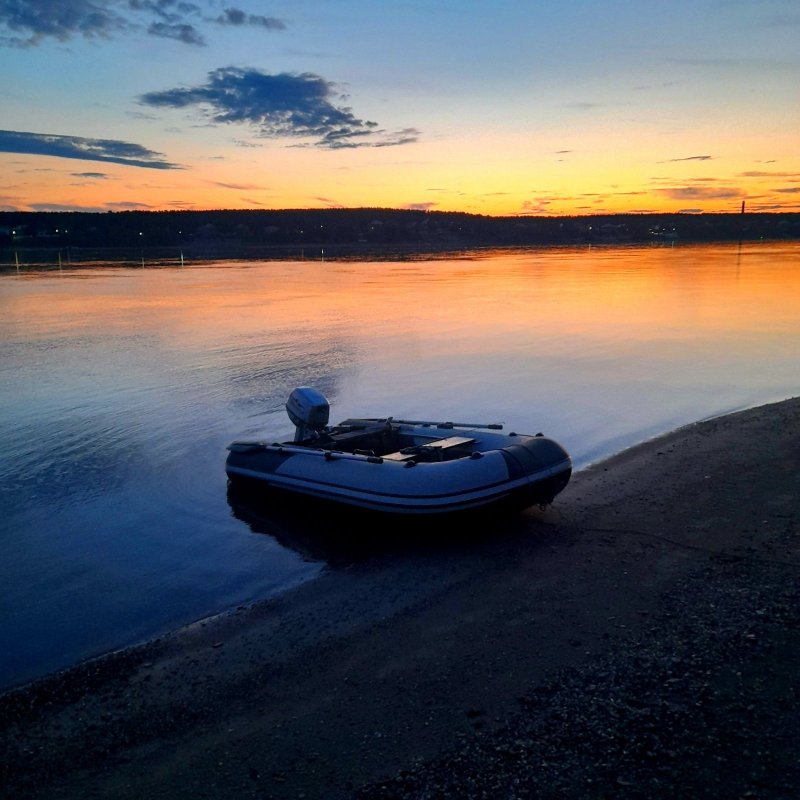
[225,387,572,515]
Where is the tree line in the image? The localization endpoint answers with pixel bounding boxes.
[2,208,799,257]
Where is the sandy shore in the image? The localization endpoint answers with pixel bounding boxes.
[2,398,799,799]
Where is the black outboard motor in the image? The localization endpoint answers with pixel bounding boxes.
[286,387,330,442]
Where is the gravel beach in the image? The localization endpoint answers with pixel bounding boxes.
[2,397,799,799]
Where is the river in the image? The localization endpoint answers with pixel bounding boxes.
[1,242,798,689]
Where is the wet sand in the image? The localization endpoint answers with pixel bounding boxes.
[1,397,799,799]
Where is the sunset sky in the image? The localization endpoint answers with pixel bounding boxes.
[1,0,798,216]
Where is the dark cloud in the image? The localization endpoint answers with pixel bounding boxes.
[214,8,285,30]
[147,20,205,45]
[29,202,108,211]
[775,187,800,194]
[71,171,109,178]
[140,67,419,149]
[0,0,129,46]
[0,129,181,169]
[372,128,421,148]
[659,186,743,200]
[130,0,205,43]
[0,0,285,47]
[661,155,713,163]
[106,200,153,209]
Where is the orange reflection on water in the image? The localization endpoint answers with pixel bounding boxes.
[5,245,800,358]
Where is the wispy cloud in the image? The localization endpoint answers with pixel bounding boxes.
[372,128,421,148]
[0,129,181,169]
[737,170,800,179]
[312,196,344,208]
[29,202,108,212]
[661,155,713,163]
[658,186,743,200]
[210,181,265,190]
[106,200,153,209]
[139,67,420,149]
[0,0,286,48]
[519,198,554,215]
[71,171,109,179]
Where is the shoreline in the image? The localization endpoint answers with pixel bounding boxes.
[2,397,799,798]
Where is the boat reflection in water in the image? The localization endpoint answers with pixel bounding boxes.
[225,477,558,568]
[226,481,406,566]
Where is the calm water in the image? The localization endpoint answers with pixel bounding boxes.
[1,243,799,689]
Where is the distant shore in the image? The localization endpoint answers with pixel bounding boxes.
[2,209,799,269]
[1,397,799,798]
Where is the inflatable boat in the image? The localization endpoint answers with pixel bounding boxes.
[225,388,572,515]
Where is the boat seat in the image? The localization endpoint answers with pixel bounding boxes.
[323,424,392,448]
[383,436,475,462]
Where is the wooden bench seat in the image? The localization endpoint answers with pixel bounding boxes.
[383,436,475,462]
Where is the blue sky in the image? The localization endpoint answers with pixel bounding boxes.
[1,0,799,214]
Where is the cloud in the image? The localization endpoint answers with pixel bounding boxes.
[659,186,743,200]
[661,155,713,163]
[140,67,420,149]
[0,129,181,169]
[775,187,800,194]
[404,202,437,211]
[372,128,421,148]
[738,170,800,179]
[519,198,554,215]
[214,8,285,30]
[29,202,108,212]
[71,171,109,179]
[0,1,286,47]
[210,181,264,190]
[563,102,603,111]
[632,80,680,91]
[313,196,344,208]
[0,0,128,46]
[147,20,205,45]
[106,200,153,209]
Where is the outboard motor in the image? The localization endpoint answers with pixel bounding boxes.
[286,387,330,442]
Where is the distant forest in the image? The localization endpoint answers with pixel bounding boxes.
[2,208,799,265]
